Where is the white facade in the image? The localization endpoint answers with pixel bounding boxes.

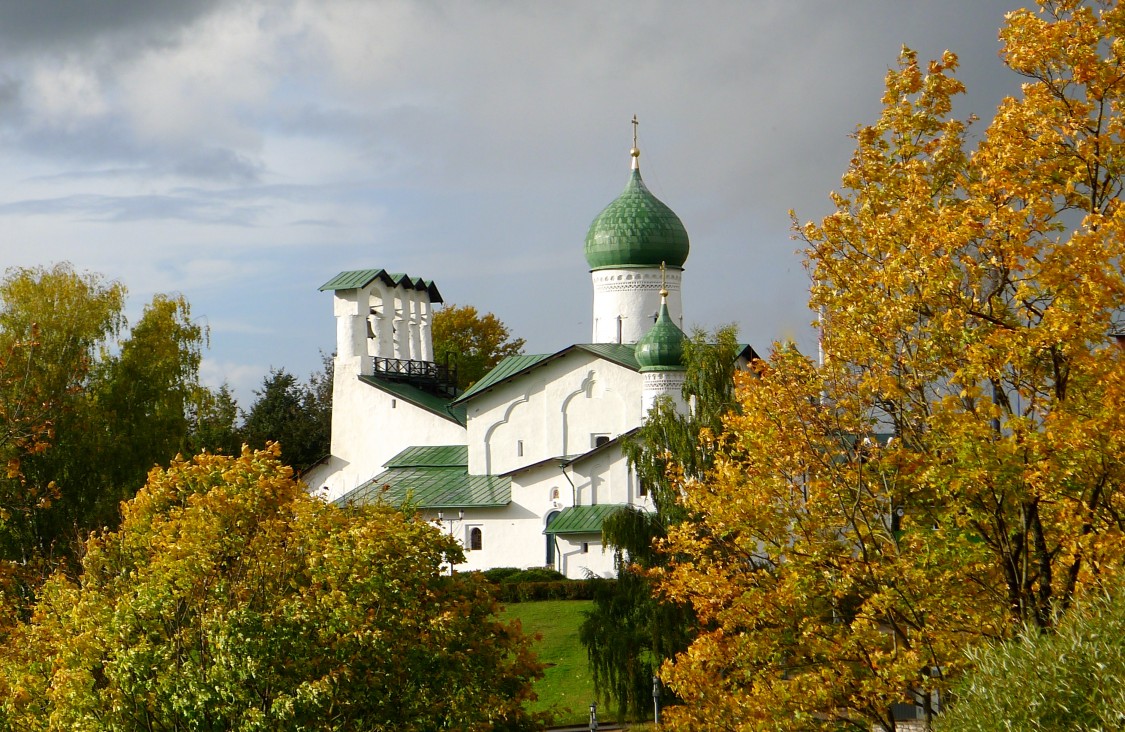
[464,350,642,476]
[310,274,672,578]
[308,148,735,579]
[591,267,683,344]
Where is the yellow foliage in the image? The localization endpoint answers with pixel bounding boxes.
[656,2,1125,729]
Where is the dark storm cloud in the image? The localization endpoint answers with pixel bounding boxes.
[0,0,227,53]
[12,118,265,184]
[0,0,1065,403]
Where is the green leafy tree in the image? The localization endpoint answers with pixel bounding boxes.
[242,361,332,473]
[186,383,243,457]
[0,446,544,731]
[22,292,206,562]
[580,326,741,722]
[432,304,525,390]
[0,264,126,565]
[89,294,204,510]
[937,589,1125,731]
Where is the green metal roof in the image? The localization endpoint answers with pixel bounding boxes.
[319,269,443,303]
[454,344,641,405]
[576,343,641,370]
[385,445,469,468]
[334,444,510,509]
[545,504,627,535]
[358,375,467,426]
[636,301,686,372]
[584,167,689,271]
[453,353,554,403]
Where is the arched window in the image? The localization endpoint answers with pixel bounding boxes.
[469,527,483,551]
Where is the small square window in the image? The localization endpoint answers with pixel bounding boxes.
[592,434,610,448]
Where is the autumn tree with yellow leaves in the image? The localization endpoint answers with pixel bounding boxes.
[653,2,1125,730]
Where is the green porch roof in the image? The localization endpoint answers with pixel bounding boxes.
[334,445,509,510]
[357,375,467,426]
[454,344,641,404]
[319,269,443,303]
[385,445,468,468]
[545,504,627,535]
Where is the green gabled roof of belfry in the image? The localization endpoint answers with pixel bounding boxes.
[453,344,641,405]
[333,445,510,510]
[357,375,466,426]
[545,504,627,535]
[319,269,444,303]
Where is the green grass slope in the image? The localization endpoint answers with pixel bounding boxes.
[502,600,595,727]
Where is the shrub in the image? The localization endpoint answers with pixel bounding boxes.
[937,589,1125,731]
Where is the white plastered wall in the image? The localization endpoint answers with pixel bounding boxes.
[437,461,569,574]
[591,266,683,344]
[425,452,635,579]
[321,283,465,504]
[320,379,467,503]
[463,350,643,476]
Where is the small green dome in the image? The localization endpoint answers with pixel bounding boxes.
[635,301,686,372]
[584,167,689,271]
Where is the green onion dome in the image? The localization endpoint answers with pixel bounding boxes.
[635,299,686,372]
[584,162,689,271]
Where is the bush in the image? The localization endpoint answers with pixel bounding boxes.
[476,567,606,602]
[937,589,1125,731]
[505,567,568,583]
[497,579,609,603]
[482,567,568,584]
[482,567,529,583]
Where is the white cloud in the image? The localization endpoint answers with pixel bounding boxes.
[28,60,108,128]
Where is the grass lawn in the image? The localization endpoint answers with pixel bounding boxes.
[502,599,597,727]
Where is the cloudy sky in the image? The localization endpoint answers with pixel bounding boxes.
[0,0,1026,406]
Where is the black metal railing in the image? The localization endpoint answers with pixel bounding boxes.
[372,356,459,398]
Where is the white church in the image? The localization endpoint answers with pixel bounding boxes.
[305,137,754,578]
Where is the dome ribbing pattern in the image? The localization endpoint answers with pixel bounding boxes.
[584,167,689,271]
[635,300,686,372]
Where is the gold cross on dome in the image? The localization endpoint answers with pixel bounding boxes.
[660,260,668,298]
[632,115,638,149]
